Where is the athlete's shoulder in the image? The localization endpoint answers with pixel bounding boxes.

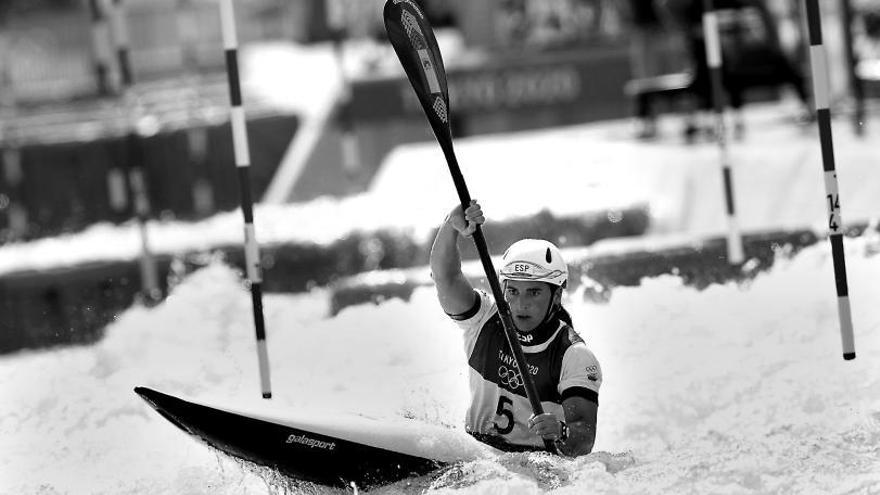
[558,325,600,370]
[562,333,598,362]
[558,331,602,397]
[561,325,586,346]
[456,290,499,356]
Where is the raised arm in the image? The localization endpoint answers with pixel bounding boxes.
[429,200,485,316]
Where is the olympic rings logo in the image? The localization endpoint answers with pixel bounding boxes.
[498,365,523,390]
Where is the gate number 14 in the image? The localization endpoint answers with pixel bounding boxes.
[827,194,840,232]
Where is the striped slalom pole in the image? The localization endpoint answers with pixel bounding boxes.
[104,0,129,229]
[702,0,744,265]
[804,0,855,360]
[110,0,161,303]
[2,146,26,239]
[219,0,273,399]
[88,0,113,95]
[176,0,200,70]
[327,0,360,182]
[102,0,129,224]
[110,0,132,89]
[176,0,215,216]
[839,0,865,135]
[333,37,361,182]
[187,127,214,216]
[0,33,26,239]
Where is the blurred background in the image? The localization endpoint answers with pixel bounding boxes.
[1,0,879,352]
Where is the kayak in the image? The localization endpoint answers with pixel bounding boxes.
[134,387,494,488]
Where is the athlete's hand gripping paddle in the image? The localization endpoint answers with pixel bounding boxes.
[383,0,557,454]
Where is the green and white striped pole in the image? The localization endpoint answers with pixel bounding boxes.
[702,0,744,265]
[219,0,273,398]
[804,0,855,360]
[88,0,113,95]
[110,0,161,303]
[176,0,214,216]
[0,30,26,239]
[327,0,360,182]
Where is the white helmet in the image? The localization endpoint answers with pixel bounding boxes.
[499,239,568,288]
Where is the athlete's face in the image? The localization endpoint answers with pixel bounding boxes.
[503,280,556,333]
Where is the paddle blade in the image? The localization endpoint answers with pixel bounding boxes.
[383,0,451,140]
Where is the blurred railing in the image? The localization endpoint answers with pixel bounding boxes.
[0,0,311,243]
[1,0,311,104]
[3,9,97,103]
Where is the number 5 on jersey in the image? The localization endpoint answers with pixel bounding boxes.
[494,396,514,434]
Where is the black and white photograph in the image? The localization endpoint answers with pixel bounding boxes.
[1,0,878,493]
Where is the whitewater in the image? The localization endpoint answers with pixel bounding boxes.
[2,41,880,494]
[2,231,879,494]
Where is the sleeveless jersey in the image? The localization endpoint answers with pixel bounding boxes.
[449,290,602,449]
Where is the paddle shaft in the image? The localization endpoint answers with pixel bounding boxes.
[383,0,555,453]
[436,133,556,454]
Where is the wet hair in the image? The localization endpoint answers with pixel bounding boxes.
[545,284,573,329]
[557,306,574,329]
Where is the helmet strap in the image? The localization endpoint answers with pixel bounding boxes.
[541,285,563,326]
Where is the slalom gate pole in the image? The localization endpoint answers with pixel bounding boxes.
[186,126,213,216]
[176,0,200,71]
[702,0,744,265]
[176,0,215,216]
[1,146,25,239]
[110,0,161,303]
[839,0,865,135]
[219,0,273,398]
[106,0,128,216]
[332,38,360,183]
[804,0,856,361]
[383,0,556,454]
[88,0,113,96]
[0,30,26,240]
[326,1,360,182]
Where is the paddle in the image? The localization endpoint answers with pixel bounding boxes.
[383,0,557,454]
